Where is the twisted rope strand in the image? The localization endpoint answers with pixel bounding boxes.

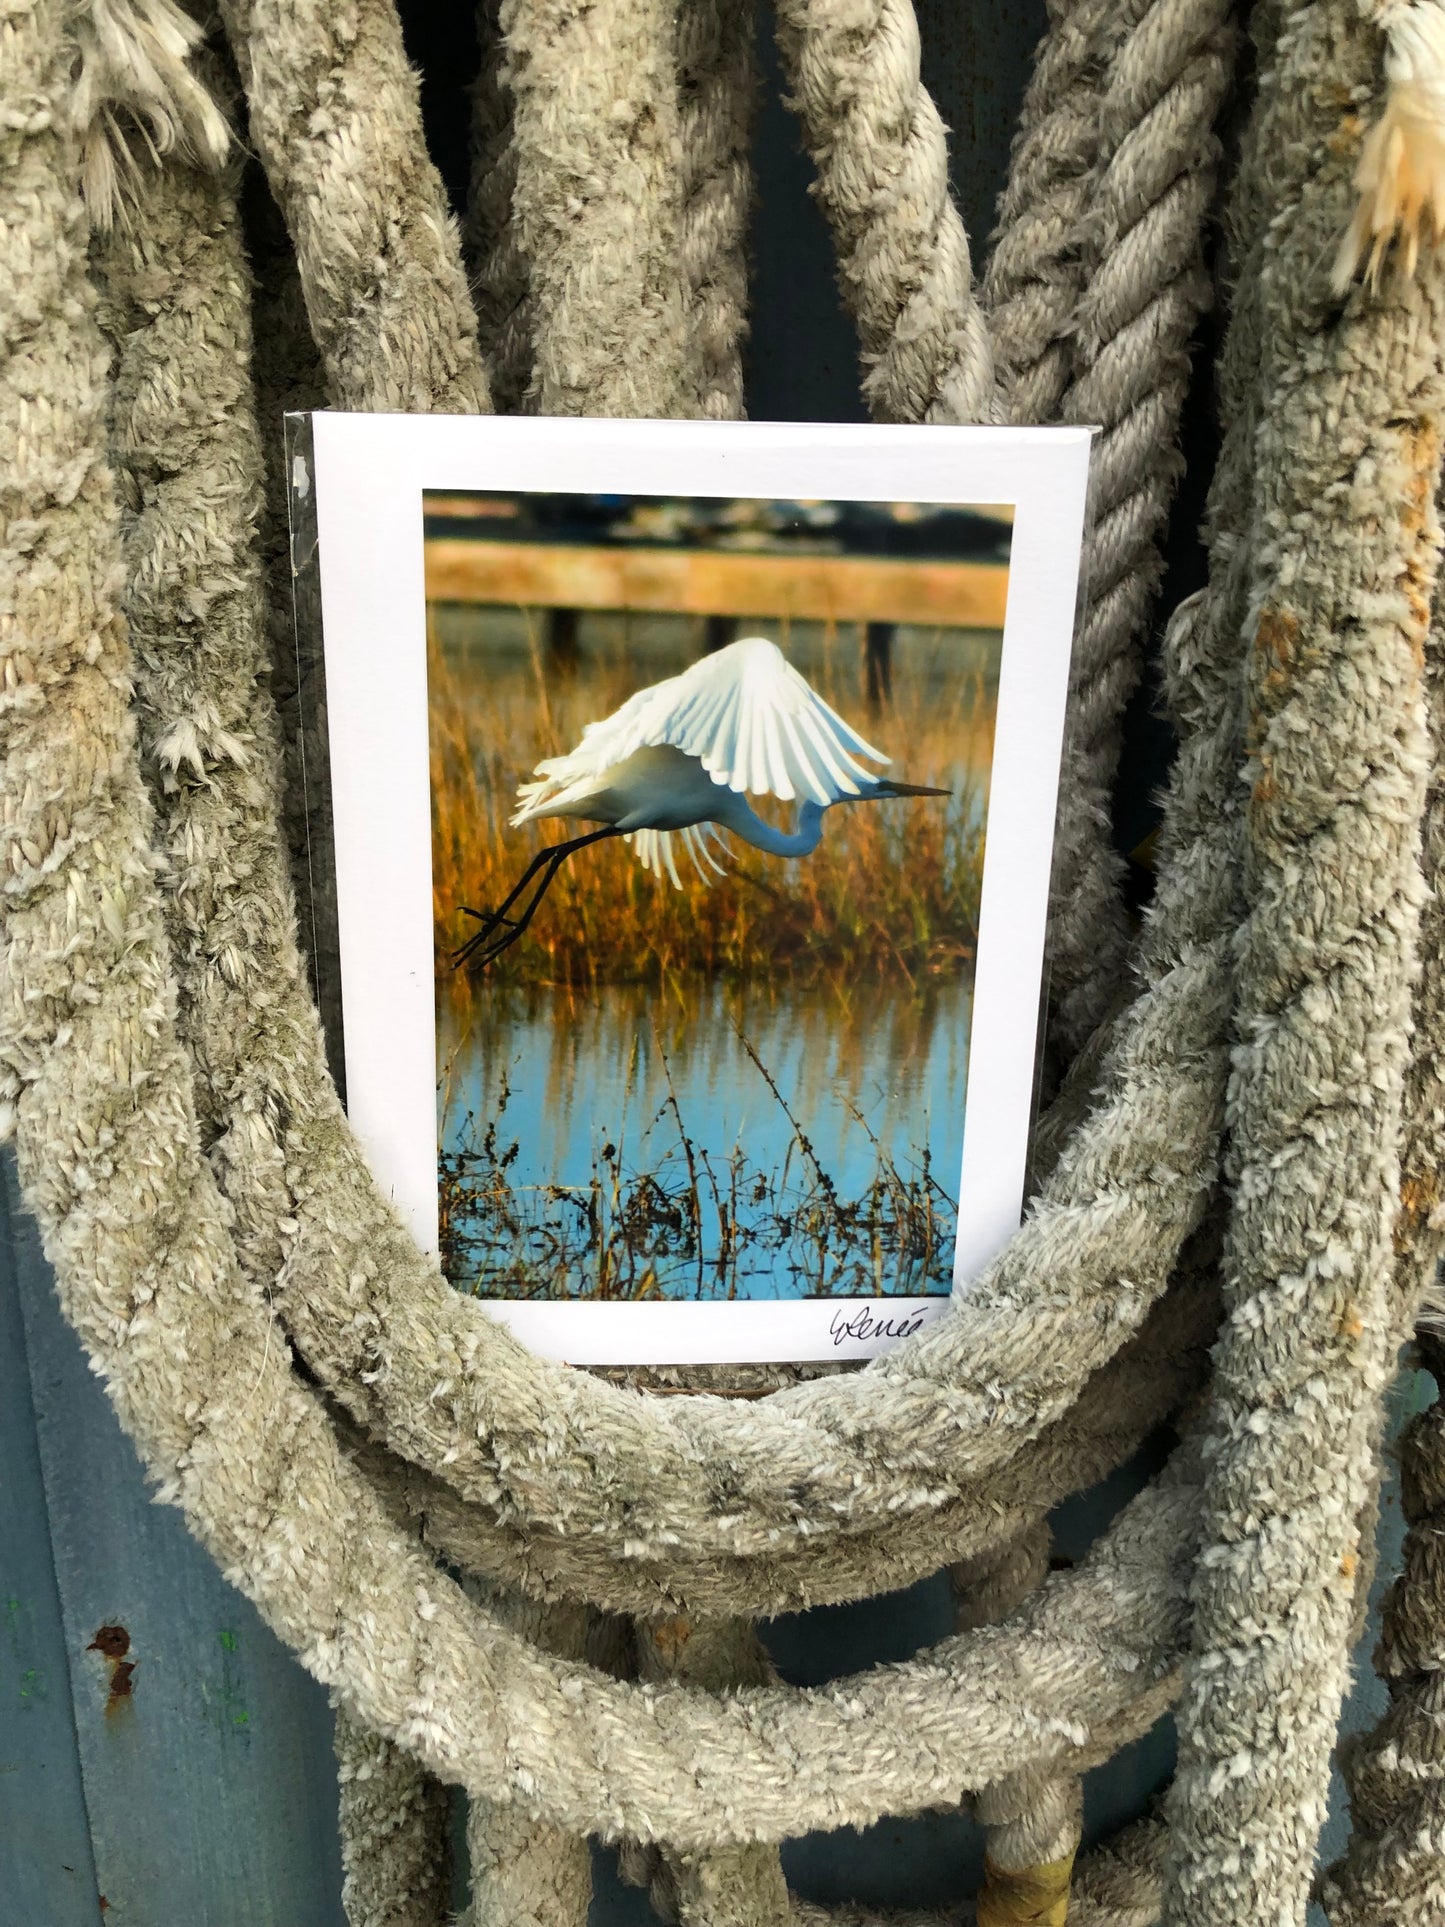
[981,0,1238,1070]
[1045,0,1239,1059]
[334,1715,453,1927]
[956,1525,1082,1927]
[497,0,694,417]
[461,1591,594,1927]
[771,0,997,423]
[1317,492,1445,1925]
[1321,1345,1445,1924]
[634,1616,792,1926]
[983,0,1123,426]
[464,0,533,415]
[675,0,758,420]
[217,0,489,412]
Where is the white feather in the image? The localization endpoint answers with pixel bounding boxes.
[625,822,733,890]
[512,637,888,832]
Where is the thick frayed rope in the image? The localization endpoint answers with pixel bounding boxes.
[1163,3,1445,1919]
[333,1714,452,1927]
[675,0,757,420]
[984,0,1125,427]
[2,16,1203,1852]
[772,0,998,424]
[92,0,1238,1626]
[1319,489,1445,1926]
[466,0,533,415]
[1047,0,1238,1058]
[495,0,695,416]
[219,0,489,412]
[64,24,1205,1920]
[1320,1343,1445,1924]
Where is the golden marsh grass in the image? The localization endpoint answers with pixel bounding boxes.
[429,612,997,995]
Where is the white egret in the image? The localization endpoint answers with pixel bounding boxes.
[454,635,949,969]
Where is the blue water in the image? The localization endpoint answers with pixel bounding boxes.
[437,977,970,1299]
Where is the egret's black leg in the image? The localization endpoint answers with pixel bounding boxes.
[453,847,571,969]
[453,826,623,970]
[460,838,572,938]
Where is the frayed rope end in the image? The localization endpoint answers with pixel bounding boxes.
[1417,1266,1445,1339]
[1333,2,1445,296]
[71,0,231,231]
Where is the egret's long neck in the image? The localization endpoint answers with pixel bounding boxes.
[724,796,827,858]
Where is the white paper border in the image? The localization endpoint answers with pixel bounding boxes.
[306,415,1091,1364]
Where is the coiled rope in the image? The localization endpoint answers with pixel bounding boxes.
[5,0,1445,1922]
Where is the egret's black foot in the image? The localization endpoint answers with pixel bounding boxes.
[451,827,622,973]
[452,906,526,971]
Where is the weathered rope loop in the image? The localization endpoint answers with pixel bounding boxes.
[0,13,1201,1852]
[68,0,1229,1629]
[70,0,1233,1641]
[17,0,1246,1641]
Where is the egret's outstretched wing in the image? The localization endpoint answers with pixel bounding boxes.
[652,636,887,804]
[511,678,648,815]
[513,635,888,825]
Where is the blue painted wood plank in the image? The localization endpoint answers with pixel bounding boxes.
[4,1156,347,1927]
[0,1173,102,1927]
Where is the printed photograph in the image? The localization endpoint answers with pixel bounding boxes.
[426,489,1011,1305]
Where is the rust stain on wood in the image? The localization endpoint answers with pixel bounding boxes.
[648,1615,694,1666]
[87,1623,136,1712]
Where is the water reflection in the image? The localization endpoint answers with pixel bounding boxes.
[438,977,969,1300]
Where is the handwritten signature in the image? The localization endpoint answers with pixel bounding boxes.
[827,1304,936,1349]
